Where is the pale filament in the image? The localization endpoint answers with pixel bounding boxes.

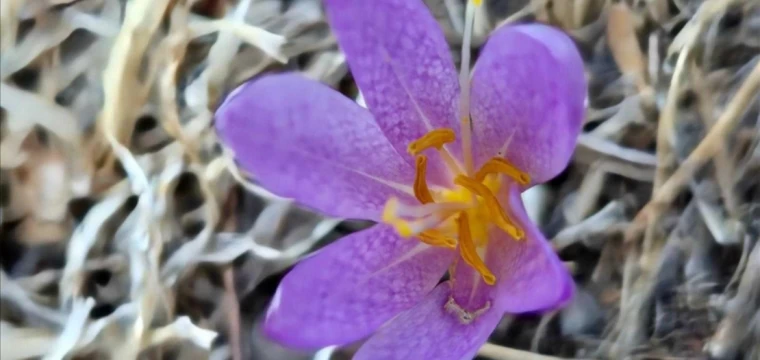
[438,148,467,177]
[414,215,453,235]
[402,212,456,237]
[383,197,467,237]
[387,198,469,219]
[458,0,480,175]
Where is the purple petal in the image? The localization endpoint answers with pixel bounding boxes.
[513,24,587,109]
[263,224,454,350]
[488,185,574,313]
[215,73,416,221]
[323,0,461,184]
[470,24,587,184]
[445,183,573,314]
[448,255,495,314]
[354,283,503,360]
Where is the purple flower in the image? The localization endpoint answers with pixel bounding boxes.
[215,0,586,358]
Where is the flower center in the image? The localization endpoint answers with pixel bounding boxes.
[382,128,530,285]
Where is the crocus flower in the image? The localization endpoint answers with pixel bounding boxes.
[215,0,586,358]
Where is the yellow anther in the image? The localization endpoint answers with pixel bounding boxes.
[386,125,532,286]
[394,223,414,237]
[382,198,414,237]
[418,229,457,248]
[413,155,435,204]
[454,175,524,240]
[382,197,399,223]
[472,0,482,5]
[387,218,414,237]
[475,158,531,185]
[457,213,495,285]
[407,128,456,155]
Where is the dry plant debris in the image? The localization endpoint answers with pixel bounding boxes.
[0,0,758,359]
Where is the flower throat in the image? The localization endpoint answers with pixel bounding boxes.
[382,128,530,285]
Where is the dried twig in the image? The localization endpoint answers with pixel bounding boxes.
[478,343,568,360]
[635,61,760,236]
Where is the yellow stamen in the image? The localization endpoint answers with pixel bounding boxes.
[453,175,524,239]
[382,198,413,237]
[384,122,535,286]
[418,229,457,248]
[413,155,435,204]
[381,197,399,223]
[475,158,531,185]
[383,198,461,238]
[472,0,482,5]
[407,128,456,155]
[457,213,496,285]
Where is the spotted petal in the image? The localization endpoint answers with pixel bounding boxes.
[215,73,415,221]
[323,0,461,184]
[264,224,454,350]
[470,24,587,184]
[354,283,503,360]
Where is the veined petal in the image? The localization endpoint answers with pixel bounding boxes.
[488,185,574,313]
[263,224,454,350]
[215,73,415,221]
[323,0,461,184]
[470,24,587,184]
[354,283,503,360]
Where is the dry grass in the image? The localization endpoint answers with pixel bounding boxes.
[0,0,758,359]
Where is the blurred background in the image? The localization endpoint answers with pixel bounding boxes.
[0,0,758,359]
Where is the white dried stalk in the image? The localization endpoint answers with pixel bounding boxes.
[100,0,172,145]
[59,183,131,303]
[60,5,119,37]
[0,83,80,141]
[146,316,217,349]
[0,271,66,328]
[56,0,122,93]
[554,199,630,251]
[43,297,96,360]
[188,17,286,62]
[0,322,57,360]
[0,12,72,78]
[184,0,253,116]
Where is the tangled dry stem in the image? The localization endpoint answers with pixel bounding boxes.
[1,0,758,359]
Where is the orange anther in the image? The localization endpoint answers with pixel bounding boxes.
[475,158,531,185]
[454,175,524,240]
[417,229,457,248]
[413,155,435,204]
[407,128,456,155]
[457,213,495,285]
